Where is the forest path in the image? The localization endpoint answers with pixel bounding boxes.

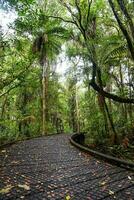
[0,134,134,200]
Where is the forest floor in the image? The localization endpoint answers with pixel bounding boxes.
[0,134,134,200]
[85,136,134,163]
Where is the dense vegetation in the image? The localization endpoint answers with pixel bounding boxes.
[0,0,134,161]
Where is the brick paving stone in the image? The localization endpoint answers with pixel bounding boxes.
[0,134,134,200]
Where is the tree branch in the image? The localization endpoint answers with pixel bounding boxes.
[0,83,21,98]
[108,0,134,60]
[86,0,92,28]
[90,81,134,103]
[75,0,85,35]
[46,15,75,25]
[117,0,134,39]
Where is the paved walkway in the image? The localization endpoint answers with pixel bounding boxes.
[0,134,134,200]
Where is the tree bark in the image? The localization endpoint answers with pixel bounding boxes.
[117,0,134,39]
[42,62,47,135]
[104,100,118,144]
[108,0,134,60]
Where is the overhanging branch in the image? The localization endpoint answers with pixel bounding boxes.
[90,81,134,103]
[0,83,21,98]
[46,15,75,25]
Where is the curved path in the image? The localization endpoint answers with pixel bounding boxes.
[0,134,134,200]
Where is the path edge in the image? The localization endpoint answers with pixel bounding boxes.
[0,133,63,150]
[70,133,134,171]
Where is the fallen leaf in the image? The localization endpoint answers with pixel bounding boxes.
[65,194,71,200]
[11,161,19,164]
[18,184,30,190]
[100,181,106,186]
[109,190,114,195]
[1,150,6,153]
[21,175,25,178]
[128,176,132,180]
[0,185,13,194]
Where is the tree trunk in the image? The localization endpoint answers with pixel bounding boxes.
[76,85,80,133]
[1,95,7,120]
[119,64,128,120]
[96,69,118,144]
[117,0,134,39]
[104,101,118,144]
[127,62,133,122]
[42,62,47,135]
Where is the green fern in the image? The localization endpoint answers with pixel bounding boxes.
[99,35,128,65]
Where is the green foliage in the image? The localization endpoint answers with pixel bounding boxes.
[0,0,134,164]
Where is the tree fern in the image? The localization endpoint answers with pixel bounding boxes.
[99,35,128,65]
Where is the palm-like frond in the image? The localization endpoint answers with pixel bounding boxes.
[47,26,68,35]
[32,27,66,66]
[98,35,128,65]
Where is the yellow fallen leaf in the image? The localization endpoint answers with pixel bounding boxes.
[109,190,114,195]
[65,194,71,200]
[0,185,13,194]
[18,184,30,190]
[1,150,6,153]
[100,181,106,186]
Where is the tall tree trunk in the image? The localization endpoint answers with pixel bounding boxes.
[119,64,128,120]
[97,94,109,135]
[76,85,80,133]
[42,62,47,135]
[127,62,133,122]
[0,96,8,132]
[97,69,117,144]
[1,95,7,120]
[104,101,118,144]
[45,61,50,123]
[18,86,30,137]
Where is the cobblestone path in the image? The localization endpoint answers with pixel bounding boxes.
[0,134,134,200]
